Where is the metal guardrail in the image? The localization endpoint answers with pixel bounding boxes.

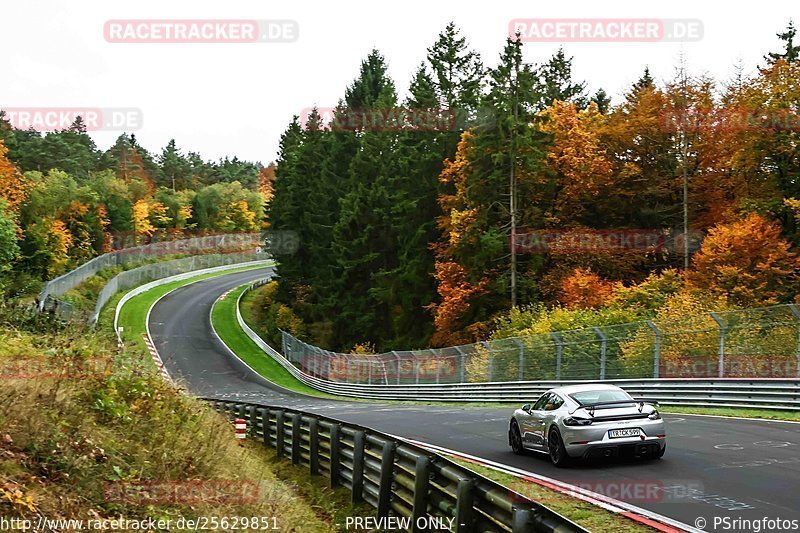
[209,399,587,533]
[90,251,269,323]
[234,281,800,410]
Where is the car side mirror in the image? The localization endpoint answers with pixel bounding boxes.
[522,404,531,413]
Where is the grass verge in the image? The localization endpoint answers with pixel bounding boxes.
[0,312,343,530]
[661,405,800,422]
[445,456,657,532]
[210,284,338,398]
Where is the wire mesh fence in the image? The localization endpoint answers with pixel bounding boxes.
[90,251,268,323]
[38,232,262,308]
[280,304,800,383]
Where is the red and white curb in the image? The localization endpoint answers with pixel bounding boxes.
[142,334,173,383]
[399,437,698,533]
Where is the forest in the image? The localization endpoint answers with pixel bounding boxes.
[0,116,272,297]
[265,22,800,352]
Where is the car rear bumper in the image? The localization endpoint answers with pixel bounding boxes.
[562,419,666,459]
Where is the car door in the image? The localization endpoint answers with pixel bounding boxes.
[527,393,554,449]
[518,393,548,449]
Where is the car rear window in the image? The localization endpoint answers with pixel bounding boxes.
[570,389,633,405]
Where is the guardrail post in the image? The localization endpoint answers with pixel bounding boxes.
[309,418,320,475]
[329,424,341,488]
[248,404,259,438]
[276,411,285,458]
[377,441,395,518]
[514,339,525,381]
[411,456,431,533]
[646,320,661,378]
[512,503,536,532]
[789,304,800,378]
[291,414,301,465]
[352,430,365,504]
[550,332,562,381]
[261,408,272,445]
[709,312,726,378]
[454,478,474,533]
[593,327,607,380]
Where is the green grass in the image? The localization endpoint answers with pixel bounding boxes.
[661,405,800,422]
[210,284,338,398]
[446,456,656,532]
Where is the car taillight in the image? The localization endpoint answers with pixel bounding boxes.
[563,417,592,426]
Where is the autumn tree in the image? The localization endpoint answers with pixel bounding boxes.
[559,267,617,309]
[686,213,799,306]
[0,139,30,213]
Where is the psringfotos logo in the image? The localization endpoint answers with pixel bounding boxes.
[509,18,703,43]
[2,108,142,132]
[104,19,299,43]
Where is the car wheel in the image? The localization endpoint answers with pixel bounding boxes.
[655,443,666,459]
[548,427,571,467]
[510,421,524,455]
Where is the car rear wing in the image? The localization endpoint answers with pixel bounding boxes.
[569,398,659,416]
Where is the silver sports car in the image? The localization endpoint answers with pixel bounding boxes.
[508,384,666,466]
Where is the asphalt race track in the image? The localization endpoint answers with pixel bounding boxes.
[148,268,800,531]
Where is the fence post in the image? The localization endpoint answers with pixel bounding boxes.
[377,441,395,518]
[646,320,661,378]
[291,414,301,465]
[482,341,493,382]
[411,456,431,533]
[593,327,607,380]
[435,351,441,384]
[415,359,421,384]
[709,312,725,378]
[514,339,525,381]
[789,304,800,378]
[351,430,365,504]
[276,411,286,458]
[368,359,373,385]
[309,418,320,476]
[329,424,341,488]
[456,347,466,383]
[454,478,474,533]
[550,332,562,381]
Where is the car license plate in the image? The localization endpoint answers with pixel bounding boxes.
[609,428,641,438]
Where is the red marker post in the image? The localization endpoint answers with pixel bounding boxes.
[235,418,247,440]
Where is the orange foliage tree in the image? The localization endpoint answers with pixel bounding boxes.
[429,261,489,346]
[538,101,613,223]
[686,213,799,306]
[559,267,617,309]
[0,139,30,213]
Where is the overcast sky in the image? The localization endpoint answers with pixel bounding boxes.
[3,1,798,164]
